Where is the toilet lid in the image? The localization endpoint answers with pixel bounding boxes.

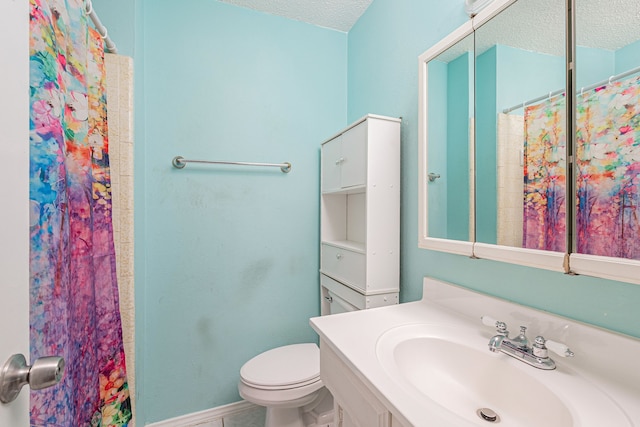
[240,343,320,388]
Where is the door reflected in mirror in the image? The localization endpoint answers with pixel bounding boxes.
[425,33,475,242]
[575,0,640,260]
[474,0,567,252]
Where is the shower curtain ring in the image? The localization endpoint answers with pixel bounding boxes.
[608,76,614,85]
[85,0,92,15]
[100,28,108,39]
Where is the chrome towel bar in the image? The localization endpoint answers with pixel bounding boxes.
[172,156,291,173]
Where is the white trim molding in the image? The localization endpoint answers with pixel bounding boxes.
[146,400,260,427]
[419,238,474,257]
[473,243,566,273]
[569,254,640,285]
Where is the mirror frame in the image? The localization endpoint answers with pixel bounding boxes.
[418,20,475,257]
[419,0,640,285]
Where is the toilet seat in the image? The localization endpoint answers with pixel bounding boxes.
[241,376,320,391]
[238,343,333,427]
[240,343,320,390]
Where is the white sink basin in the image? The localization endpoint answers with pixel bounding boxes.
[376,324,632,426]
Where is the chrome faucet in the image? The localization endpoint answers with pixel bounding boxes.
[482,316,574,370]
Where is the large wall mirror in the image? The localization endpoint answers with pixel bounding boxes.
[419,22,475,255]
[419,0,640,284]
[570,0,640,281]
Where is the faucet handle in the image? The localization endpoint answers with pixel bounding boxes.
[481,316,508,335]
[545,339,575,358]
[532,336,549,358]
[481,315,500,327]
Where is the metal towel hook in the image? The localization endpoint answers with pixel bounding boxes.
[428,172,441,182]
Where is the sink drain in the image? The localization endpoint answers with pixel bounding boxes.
[477,408,500,423]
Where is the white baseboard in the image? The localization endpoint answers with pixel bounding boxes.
[146,400,260,427]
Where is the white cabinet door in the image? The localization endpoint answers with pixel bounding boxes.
[321,136,342,192]
[321,341,390,427]
[0,0,30,424]
[322,120,368,193]
[338,406,358,427]
[340,121,367,189]
[390,414,410,427]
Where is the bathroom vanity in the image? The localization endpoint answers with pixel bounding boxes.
[310,278,640,426]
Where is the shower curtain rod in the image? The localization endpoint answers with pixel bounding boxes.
[85,0,117,53]
[502,64,640,114]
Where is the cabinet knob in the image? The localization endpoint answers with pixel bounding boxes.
[335,157,345,165]
[336,253,343,260]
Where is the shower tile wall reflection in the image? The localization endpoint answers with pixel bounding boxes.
[106,53,136,426]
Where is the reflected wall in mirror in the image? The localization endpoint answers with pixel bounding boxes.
[474,0,567,252]
[425,33,475,242]
[575,0,640,260]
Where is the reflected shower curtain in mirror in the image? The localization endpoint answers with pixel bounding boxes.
[576,75,640,260]
[522,76,640,259]
[522,95,567,252]
[29,0,132,425]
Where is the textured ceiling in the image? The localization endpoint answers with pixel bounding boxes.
[217,0,374,32]
[218,0,640,47]
[436,0,640,62]
[476,0,640,57]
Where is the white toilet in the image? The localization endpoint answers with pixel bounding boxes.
[238,343,333,427]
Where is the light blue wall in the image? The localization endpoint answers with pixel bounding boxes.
[446,53,470,240]
[577,46,614,87]
[94,0,640,425]
[90,0,136,57]
[95,0,347,424]
[475,46,497,243]
[132,0,147,422]
[475,44,565,243]
[496,45,565,112]
[615,38,640,74]
[347,0,470,245]
[575,40,640,90]
[139,1,346,423]
[348,0,640,339]
[427,60,448,237]
[426,51,471,241]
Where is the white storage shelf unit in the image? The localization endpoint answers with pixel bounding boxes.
[320,114,401,315]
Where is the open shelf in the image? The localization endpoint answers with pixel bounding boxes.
[321,239,366,254]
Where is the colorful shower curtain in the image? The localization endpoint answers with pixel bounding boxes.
[522,95,567,252]
[522,75,640,259]
[575,76,640,259]
[29,0,132,425]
